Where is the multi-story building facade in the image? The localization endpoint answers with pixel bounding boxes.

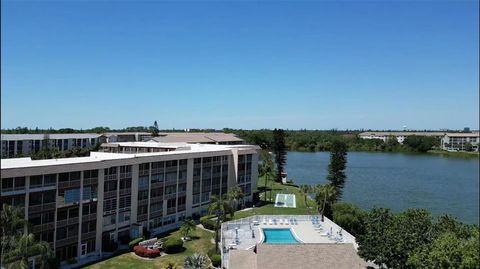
[1,133,103,158]
[358,131,446,144]
[0,143,259,267]
[441,132,480,151]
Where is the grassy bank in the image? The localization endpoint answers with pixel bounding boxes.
[233,176,317,220]
[428,150,479,158]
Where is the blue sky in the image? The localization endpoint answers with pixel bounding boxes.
[2,0,478,130]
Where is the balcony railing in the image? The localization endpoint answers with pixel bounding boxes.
[164,193,177,200]
[120,172,132,179]
[56,217,79,228]
[56,236,79,248]
[58,180,80,189]
[150,210,163,218]
[81,231,96,240]
[151,168,164,175]
[178,205,186,212]
[167,207,176,215]
[137,214,147,222]
[28,202,56,214]
[151,182,163,188]
[139,170,150,177]
[83,178,98,185]
[119,188,131,196]
[138,199,148,205]
[82,213,97,222]
[104,190,117,199]
[105,174,117,181]
[151,196,163,203]
[31,222,55,233]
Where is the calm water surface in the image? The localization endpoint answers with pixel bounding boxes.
[285,152,479,224]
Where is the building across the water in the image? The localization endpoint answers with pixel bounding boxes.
[0,143,259,267]
[0,133,103,158]
[358,131,446,144]
[441,132,480,152]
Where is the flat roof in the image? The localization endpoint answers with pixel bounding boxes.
[103,132,152,137]
[229,250,257,269]
[444,132,480,137]
[101,141,190,149]
[1,144,259,170]
[1,133,103,141]
[150,132,244,143]
[253,243,367,269]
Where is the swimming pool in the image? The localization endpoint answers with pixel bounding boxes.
[263,228,300,244]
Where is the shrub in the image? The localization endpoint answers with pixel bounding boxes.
[133,245,160,258]
[163,237,184,254]
[332,202,366,236]
[200,215,218,230]
[210,254,221,267]
[129,237,145,250]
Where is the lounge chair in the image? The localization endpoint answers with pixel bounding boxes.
[269,219,273,225]
[279,219,283,225]
[263,218,267,225]
[284,218,289,225]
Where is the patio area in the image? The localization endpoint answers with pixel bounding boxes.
[220,215,358,268]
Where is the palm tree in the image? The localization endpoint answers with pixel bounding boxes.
[4,233,53,269]
[259,154,275,202]
[1,204,27,267]
[228,186,244,210]
[180,218,196,240]
[208,194,234,252]
[184,253,209,269]
[300,184,312,208]
[314,184,337,222]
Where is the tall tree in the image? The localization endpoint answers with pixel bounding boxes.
[1,205,27,267]
[299,184,312,208]
[258,150,275,202]
[327,140,348,200]
[272,128,287,183]
[151,121,159,137]
[4,233,53,269]
[314,184,336,221]
[208,195,234,252]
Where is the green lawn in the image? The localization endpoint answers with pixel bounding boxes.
[85,228,215,269]
[233,176,318,219]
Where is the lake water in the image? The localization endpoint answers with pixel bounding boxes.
[284,151,479,224]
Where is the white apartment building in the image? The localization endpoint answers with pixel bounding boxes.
[358,132,446,144]
[1,133,103,158]
[441,132,480,152]
[0,143,259,267]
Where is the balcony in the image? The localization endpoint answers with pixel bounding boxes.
[56,236,79,248]
[56,217,79,228]
[137,214,147,222]
[81,231,96,240]
[120,172,132,179]
[105,174,117,181]
[178,205,186,212]
[83,213,97,222]
[151,182,163,188]
[28,202,56,214]
[164,193,177,200]
[177,190,186,197]
[151,196,163,203]
[83,178,98,186]
[166,207,176,215]
[119,188,131,196]
[138,199,149,206]
[139,170,149,177]
[151,168,164,175]
[58,180,80,189]
[31,222,55,233]
[104,190,117,199]
[150,210,163,218]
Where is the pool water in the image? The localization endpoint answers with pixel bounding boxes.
[263,228,300,244]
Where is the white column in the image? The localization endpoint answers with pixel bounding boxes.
[131,164,139,224]
[95,169,104,253]
[185,159,194,218]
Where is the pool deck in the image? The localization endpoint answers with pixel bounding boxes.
[221,215,358,268]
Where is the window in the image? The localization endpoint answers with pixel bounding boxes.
[139,163,150,171]
[165,172,177,181]
[118,211,130,223]
[1,178,13,190]
[119,196,131,209]
[165,185,176,195]
[138,190,149,200]
[193,168,201,177]
[65,188,80,204]
[167,198,176,209]
[104,181,117,192]
[150,201,163,213]
[120,165,132,174]
[70,172,81,181]
[103,198,117,213]
[193,194,200,204]
[59,173,69,182]
[103,214,116,227]
[139,176,149,188]
[44,174,56,185]
[30,175,43,187]
[194,158,201,164]
[151,173,164,183]
[120,178,131,189]
[84,170,98,179]
[151,188,163,198]
[166,160,177,167]
[179,159,187,166]
[82,220,96,233]
[138,204,148,215]
[178,183,186,192]
[104,167,117,176]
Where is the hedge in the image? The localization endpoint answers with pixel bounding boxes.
[210,254,221,267]
[163,237,184,254]
[200,215,218,230]
[128,237,145,250]
[133,245,160,258]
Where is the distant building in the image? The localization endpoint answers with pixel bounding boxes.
[1,133,103,158]
[358,131,446,144]
[149,132,245,145]
[441,132,480,152]
[103,132,152,143]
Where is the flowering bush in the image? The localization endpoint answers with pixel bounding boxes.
[133,245,160,258]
